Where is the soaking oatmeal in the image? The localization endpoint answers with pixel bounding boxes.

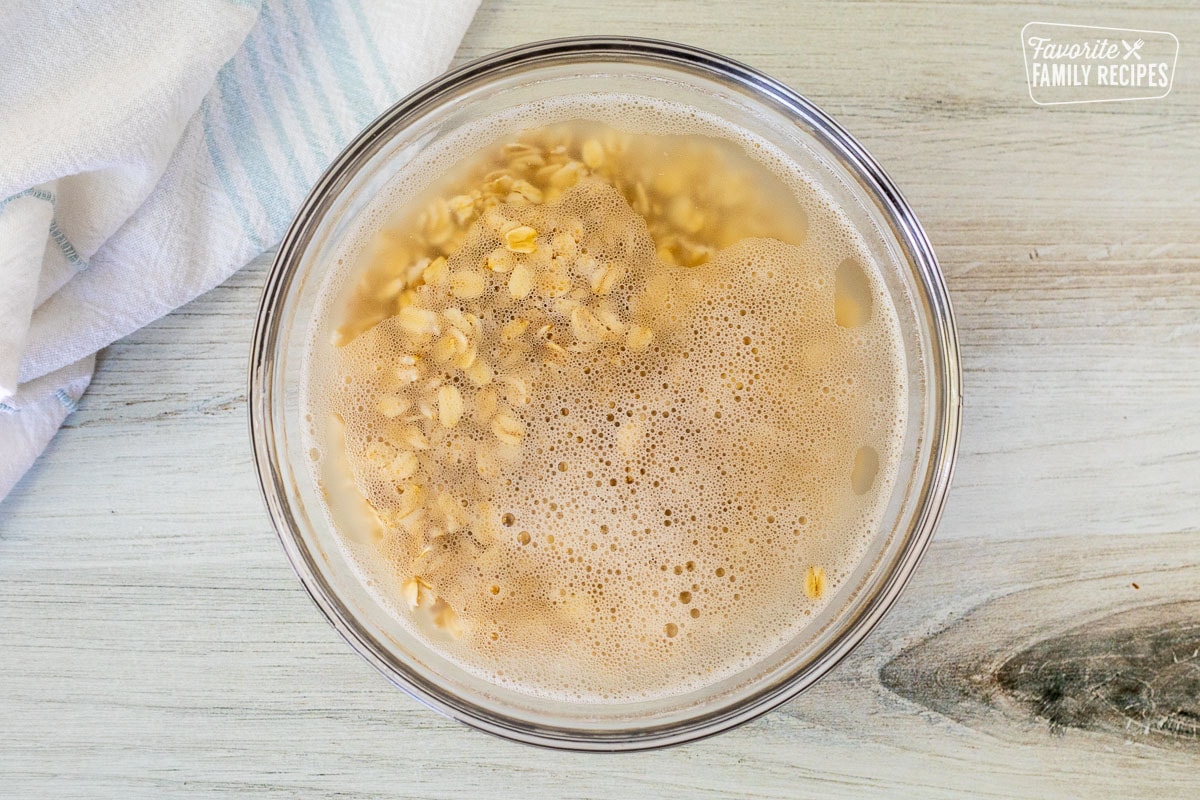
[301,103,906,701]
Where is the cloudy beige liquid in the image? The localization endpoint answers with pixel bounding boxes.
[302,103,906,701]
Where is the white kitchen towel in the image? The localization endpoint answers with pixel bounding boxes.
[0,0,480,500]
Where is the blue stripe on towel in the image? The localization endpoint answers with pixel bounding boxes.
[201,97,263,249]
[279,0,349,146]
[255,9,325,182]
[242,32,309,200]
[304,0,376,129]
[348,1,402,101]
[215,64,292,237]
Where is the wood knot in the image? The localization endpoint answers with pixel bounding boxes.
[880,600,1200,749]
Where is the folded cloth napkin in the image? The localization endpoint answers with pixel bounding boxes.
[0,0,481,499]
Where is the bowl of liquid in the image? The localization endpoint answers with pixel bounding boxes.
[249,37,961,750]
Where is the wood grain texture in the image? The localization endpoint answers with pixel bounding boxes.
[2,1,1199,797]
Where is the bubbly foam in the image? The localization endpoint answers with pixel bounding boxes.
[301,98,907,702]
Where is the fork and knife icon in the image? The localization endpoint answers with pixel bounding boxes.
[1122,39,1145,60]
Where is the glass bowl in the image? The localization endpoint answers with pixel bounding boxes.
[249,36,961,751]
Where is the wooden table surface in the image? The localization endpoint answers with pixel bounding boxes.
[3,1,1198,797]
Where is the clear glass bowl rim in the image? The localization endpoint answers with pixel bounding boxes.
[249,35,962,751]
